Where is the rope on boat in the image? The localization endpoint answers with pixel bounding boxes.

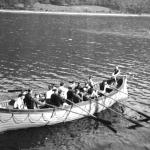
[0,113,13,123]
[41,113,50,124]
[28,113,43,123]
[12,113,29,124]
[89,98,92,113]
[0,107,73,125]
[64,105,73,122]
[51,108,55,118]
[42,108,56,125]
[102,96,106,110]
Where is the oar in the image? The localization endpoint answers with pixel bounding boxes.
[94,97,143,127]
[64,98,117,133]
[109,86,150,119]
[127,100,150,107]
[44,102,115,129]
[43,102,96,117]
[8,89,27,93]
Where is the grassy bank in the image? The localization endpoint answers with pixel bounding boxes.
[32,3,113,13]
[0,0,150,14]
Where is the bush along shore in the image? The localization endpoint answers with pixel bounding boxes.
[0,0,150,14]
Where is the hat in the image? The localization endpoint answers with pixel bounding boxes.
[69,80,75,83]
[104,81,108,85]
[22,91,27,95]
[68,86,72,89]
[52,87,57,91]
[60,82,64,86]
[28,89,32,92]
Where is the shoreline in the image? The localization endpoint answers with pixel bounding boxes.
[0,9,150,17]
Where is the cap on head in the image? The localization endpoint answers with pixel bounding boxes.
[18,93,22,97]
[60,82,64,86]
[28,89,32,93]
[68,86,72,89]
[104,81,107,85]
[52,87,57,91]
[89,75,92,79]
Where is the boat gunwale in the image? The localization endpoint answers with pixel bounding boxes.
[0,75,127,114]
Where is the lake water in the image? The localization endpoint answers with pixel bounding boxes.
[0,13,150,150]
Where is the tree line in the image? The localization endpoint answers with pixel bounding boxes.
[0,0,150,13]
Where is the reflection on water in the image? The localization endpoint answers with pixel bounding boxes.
[0,13,150,150]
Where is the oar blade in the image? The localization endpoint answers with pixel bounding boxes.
[90,116,117,133]
[96,118,112,125]
[138,118,150,122]
[136,111,150,119]
[106,125,117,133]
[90,116,112,125]
[126,118,143,127]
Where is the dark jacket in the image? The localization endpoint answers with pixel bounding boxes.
[67,89,74,100]
[24,93,34,109]
[50,93,63,107]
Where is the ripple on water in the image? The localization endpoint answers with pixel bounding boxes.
[0,14,150,150]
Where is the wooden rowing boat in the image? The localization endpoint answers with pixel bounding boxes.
[0,75,128,133]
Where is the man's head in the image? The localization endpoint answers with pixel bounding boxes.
[115,66,119,70]
[60,82,64,86]
[48,85,53,90]
[28,89,32,93]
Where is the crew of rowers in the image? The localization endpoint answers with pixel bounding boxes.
[13,66,120,110]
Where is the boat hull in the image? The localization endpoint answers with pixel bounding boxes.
[0,76,128,133]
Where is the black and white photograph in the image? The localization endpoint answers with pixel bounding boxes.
[0,0,150,150]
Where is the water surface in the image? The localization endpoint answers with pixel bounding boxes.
[0,13,150,150]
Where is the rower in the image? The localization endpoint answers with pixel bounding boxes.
[83,82,90,92]
[87,86,98,99]
[50,88,63,107]
[67,86,74,104]
[24,89,43,109]
[69,81,76,90]
[14,93,25,110]
[45,85,54,100]
[88,76,94,87]
[99,81,110,96]
[58,82,68,99]
[75,82,82,91]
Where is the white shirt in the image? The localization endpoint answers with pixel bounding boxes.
[90,90,98,98]
[88,78,94,86]
[70,83,76,90]
[14,96,25,109]
[59,86,68,99]
[46,90,53,99]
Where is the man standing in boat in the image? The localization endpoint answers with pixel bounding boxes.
[112,66,120,81]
